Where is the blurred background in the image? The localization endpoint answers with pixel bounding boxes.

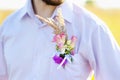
[0,0,120,80]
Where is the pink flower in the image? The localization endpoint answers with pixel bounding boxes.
[60,32,66,44]
[70,50,75,55]
[52,32,66,49]
[52,34,61,43]
[71,36,77,48]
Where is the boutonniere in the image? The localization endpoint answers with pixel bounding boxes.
[36,9,77,69]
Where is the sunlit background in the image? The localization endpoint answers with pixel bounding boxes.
[0,0,120,80]
[0,0,120,9]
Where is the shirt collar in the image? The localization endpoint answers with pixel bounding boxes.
[57,0,74,23]
[20,0,73,23]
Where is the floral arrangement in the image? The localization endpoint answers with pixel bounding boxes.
[52,32,77,69]
[36,9,77,69]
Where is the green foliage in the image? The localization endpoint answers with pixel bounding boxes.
[85,0,95,5]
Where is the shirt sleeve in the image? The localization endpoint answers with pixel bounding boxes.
[0,27,8,80]
[89,23,120,80]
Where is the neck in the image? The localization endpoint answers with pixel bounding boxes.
[32,0,57,18]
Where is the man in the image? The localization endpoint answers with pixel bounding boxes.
[0,0,120,80]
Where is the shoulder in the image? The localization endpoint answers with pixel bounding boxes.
[1,8,24,27]
[72,2,106,30]
[0,8,24,37]
[71,2,111,39]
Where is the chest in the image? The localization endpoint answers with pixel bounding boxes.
[3,21,84,80]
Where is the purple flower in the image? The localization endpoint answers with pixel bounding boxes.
[53,55,67,66]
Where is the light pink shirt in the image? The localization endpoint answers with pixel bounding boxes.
[0,0,120,80]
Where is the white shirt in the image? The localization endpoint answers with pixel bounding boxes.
[0,0,120,80]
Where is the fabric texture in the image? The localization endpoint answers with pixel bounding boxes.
[0,0,120,80]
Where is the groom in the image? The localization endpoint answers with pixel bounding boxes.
[0,0,120,80]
